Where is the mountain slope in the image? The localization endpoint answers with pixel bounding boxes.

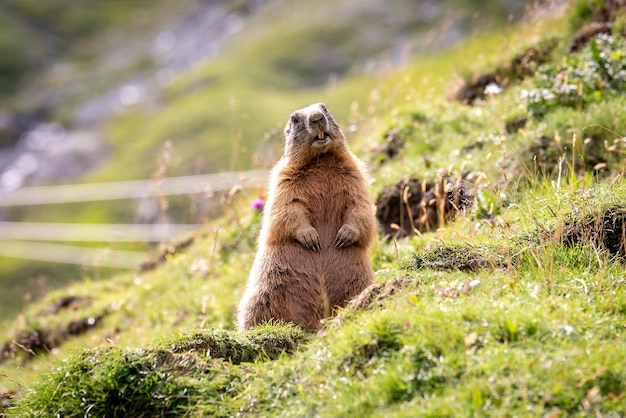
[0,0,532,319]
[2,0,626,416]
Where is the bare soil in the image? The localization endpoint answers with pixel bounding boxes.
[376,176,473,239]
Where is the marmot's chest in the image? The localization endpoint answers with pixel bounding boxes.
[285,164,358,220]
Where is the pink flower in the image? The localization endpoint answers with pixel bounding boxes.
[251,198,265,211]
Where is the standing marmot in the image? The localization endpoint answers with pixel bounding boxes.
[237,103,377,330]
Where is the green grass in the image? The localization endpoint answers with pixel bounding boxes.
[0,0,516,316]
[0,0,543,316]
[3,0,626,416]
[9,219,626,415]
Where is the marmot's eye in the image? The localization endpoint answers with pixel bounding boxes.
[320,104,327,112]
[290,116,298,124]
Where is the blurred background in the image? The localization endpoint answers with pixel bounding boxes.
[0,0,541,319]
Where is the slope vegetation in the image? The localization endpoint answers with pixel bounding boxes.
[2,1,626,416]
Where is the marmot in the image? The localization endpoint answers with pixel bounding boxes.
[238,103,377,330]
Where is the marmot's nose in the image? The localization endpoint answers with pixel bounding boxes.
[308,111,324,125]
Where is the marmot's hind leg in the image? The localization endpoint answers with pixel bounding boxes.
[239,282,324,330]
[238,291,272,331]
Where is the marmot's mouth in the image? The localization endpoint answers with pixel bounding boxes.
[312,132,331,147]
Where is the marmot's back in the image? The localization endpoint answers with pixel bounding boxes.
[237,103,377,330]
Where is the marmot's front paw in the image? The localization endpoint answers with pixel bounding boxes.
[335,224,359,248]
[297,226,321,251]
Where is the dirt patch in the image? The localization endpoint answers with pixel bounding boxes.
[453,73,497,106]
[1,389,17,416]
[376,176,473,239]
[329,278,420,327]
[568,22,614,52]
[41,295,92,316]
[560,206,626,260]
[504,115,528,134]
[527,135,623,175]
[528,135,564,173]
[436,279,481,299]
[567,0,626,53]
[371,112,428,166]
[409,244,513,272]
[339,334,404,377]
[347,277,420,312]
[585,0,626,25]
[569,0,625,52]
[0,312,107,364]
[373,128,405,165]
[453,40,557,105]
[140,235,195,272]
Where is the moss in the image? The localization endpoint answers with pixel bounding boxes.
[13,323,307,417]
[167,324,308,364]
[409,244,514,272]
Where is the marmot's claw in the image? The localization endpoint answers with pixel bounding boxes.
[307,237,321,251]
[335,237,352,248]
[298,226,321,251]
[335,224,358,248]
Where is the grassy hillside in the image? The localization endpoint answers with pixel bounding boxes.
[0,0,527,319]
[2,0,626,416]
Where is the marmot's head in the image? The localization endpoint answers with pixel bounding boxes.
[283,103,347,163]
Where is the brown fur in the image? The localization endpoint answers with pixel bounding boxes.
[237,103,377,330]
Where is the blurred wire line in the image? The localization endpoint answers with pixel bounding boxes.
[0,169,269,266]
[0,169,270,206]
[0,222,200,242]
[0,241,147,268]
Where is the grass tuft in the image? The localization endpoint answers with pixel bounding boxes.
[560,205,626,260]
[13,323,307,417]
[167,323,309,364]
[409,244,513,272]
